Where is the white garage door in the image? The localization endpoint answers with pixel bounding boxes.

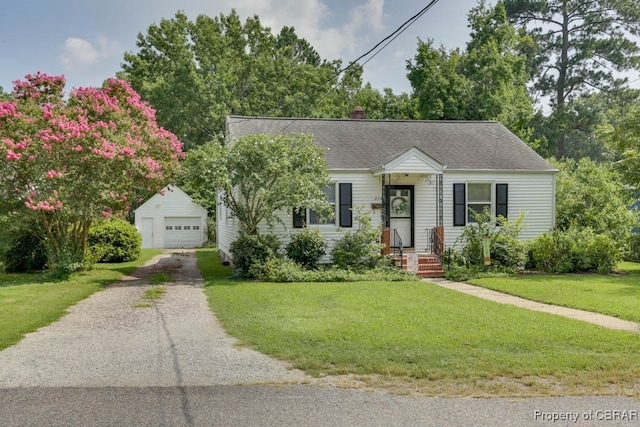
[164,217,202,248]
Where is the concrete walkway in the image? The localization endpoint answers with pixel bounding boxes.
[427,278,640,334]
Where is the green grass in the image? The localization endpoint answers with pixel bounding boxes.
[0,249,162,351]
[142,286,166,300]
[468,262,640,322]
[148,273,172,284]
[197,249,640,397]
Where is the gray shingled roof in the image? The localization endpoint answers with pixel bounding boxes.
[226,116,556,172]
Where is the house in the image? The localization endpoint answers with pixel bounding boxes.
[218,111,557,275]
[135,185,208,249]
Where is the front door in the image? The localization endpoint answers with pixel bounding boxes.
[387,185,414,248]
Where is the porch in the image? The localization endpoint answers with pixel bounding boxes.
[384,227,445,278]
[372,147,447,277]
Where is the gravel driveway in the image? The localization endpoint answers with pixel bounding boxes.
[0,250,308,388]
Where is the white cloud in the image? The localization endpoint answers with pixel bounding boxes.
[60,36,119,71]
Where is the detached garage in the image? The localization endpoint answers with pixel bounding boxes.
[134,185,208,249]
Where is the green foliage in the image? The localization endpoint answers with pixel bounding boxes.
[257,257,418,283]
[87,219,142,263]
[285,228,326,269]
[407,2,535,143]
[448,210,527,273]
[528,228,622,274]
[230,233,281,278]
[552,158,638,242]
[505,0,640,158]
[212,133,331,235]
[177,139,221,215]
[1,231,47,273]
[330,209,383,271]
[600,105,640,189]
[120,11,378,148]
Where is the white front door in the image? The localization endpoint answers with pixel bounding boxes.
[388,185,414,248]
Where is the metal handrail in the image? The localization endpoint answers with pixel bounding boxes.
[426,227,444,261]
[393,228,403,267]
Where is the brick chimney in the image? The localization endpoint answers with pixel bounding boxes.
[351,106,365,119]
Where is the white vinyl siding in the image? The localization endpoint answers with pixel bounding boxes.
[444,171,555,248]
[217,169,555,262]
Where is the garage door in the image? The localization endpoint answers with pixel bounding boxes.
[164,217,202,248]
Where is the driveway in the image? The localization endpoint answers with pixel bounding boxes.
[0,250,307,387]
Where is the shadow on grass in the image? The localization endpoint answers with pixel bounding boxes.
[195,249,238,287]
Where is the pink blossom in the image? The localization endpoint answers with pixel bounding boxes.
[46,170,63,179]
[6,150,21,161]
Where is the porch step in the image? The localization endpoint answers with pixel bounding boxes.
[393,253,445,278]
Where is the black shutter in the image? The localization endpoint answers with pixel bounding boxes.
[293,208,305,228]
[453,183,466,226]
[339,183,352,227]
[496,183,508,218]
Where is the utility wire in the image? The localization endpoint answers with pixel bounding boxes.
[230,0,441,132]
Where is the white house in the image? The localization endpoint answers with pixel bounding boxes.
[218,112,557,275]
[135,185,208,249]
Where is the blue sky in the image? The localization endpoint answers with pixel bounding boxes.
[0,0,478,95]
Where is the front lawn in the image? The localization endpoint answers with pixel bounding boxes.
[197,249,640,397]
[468,262,640,322]
[0,249,162,351]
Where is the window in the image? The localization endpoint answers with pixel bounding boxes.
[166,226,173,230]
[184,226,191,230]
[309,185,336,225]
[294,183,352,228]
[193,225,200,230]
[175,226,182,230]
[453,182,508,226]
[467,183,491,223]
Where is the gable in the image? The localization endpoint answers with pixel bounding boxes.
[371,146,445,176]
[135,185,207,215]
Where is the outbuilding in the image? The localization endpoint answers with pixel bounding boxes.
[135,185,208,249]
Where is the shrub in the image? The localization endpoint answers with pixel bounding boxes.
[285,228,326,269]
[528,227,622,274]
[256,257,418,282]
[331,210,383,271]
[87,218,141,263]
[452,210,527,270]
[2,231,47,273]
[230,233,281,278]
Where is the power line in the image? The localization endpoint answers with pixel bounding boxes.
[231,0,441,132]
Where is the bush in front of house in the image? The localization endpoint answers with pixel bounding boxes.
[444,210,527,280]
[257,257,418,282]
[230,233,281,278]
[527,227,622,274]
[87,218,141,263]
[1,230,48,273]
[285,228,326,269]
[331,210,383,271]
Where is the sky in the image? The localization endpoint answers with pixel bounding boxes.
[0,0,479,96]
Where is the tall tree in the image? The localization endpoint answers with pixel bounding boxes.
[407,1,535,143]
[505,0,640,158]
[120,10,365,149]
[0,73,183,267]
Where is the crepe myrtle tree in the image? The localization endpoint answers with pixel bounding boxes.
[0,72,184,268]
[211,133,331,235]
